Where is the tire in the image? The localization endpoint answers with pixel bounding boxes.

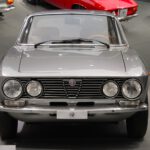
[0,113,18,140]
[126,109,148,139]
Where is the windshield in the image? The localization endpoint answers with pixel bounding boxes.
[21,14,120,45]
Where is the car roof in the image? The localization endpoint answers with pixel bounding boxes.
[28,10,115,18]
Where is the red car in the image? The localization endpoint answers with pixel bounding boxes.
[27,0,138,21]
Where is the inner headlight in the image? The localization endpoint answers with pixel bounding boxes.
[3,79,22,99]
[122,79,142,99]
[103,81,119,98]
[26,80,42,97]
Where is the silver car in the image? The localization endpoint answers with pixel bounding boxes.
[0,10,149,140]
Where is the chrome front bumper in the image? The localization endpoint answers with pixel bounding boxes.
[0,5,15,13]
[118,14,138,21]
[0,103,147,114]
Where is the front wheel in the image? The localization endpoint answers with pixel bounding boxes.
[0,113,18,140]
[126,109,148,139]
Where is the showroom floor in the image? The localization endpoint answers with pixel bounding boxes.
[0,0,150,150]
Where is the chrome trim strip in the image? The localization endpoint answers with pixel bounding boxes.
[0,103,147,114]
[114,19,122,44]
[115,18,129,46]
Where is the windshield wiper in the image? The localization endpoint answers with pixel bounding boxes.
[34,38,110,49]
[34,38,92,48]
[34,40,52,48]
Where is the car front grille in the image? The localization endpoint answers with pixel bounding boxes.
[19,78,126,99]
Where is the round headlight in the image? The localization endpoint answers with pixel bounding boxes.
[3,80,22,99]
[122,79,142,99]
[103,81,119,98]
[26,81,42,97]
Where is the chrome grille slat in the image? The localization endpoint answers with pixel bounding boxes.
[44,89,65,91]
[19,78,126,99]
[44,94,66,96]
[44,92,66,94]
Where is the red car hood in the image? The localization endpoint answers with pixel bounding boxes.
[97,0,137,10]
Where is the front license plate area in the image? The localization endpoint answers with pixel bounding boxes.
[57,110,88,120]
[119,9,127,17]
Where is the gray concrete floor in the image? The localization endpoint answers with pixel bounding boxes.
[0,0,150,149]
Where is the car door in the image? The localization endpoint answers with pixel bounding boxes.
[45,0,65,8]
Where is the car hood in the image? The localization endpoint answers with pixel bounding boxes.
[19,47,125,76]
[96,0,137,10]
[1,46,146,77]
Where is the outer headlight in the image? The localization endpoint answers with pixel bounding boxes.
[3,79,22,99]
[122,79,142,100]
[103,81,119,98]
[26,81,42,97]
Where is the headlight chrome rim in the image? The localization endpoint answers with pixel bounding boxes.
[122,79,142,100]
[26,80,43,97]
[2,79,23,99]
[102,81,119,98]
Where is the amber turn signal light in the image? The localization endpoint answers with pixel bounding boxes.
[7,0,14,5]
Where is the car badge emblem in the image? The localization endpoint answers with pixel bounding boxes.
[69,79,76,87]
